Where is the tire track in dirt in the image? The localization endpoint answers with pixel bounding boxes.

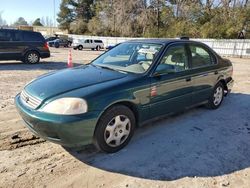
[0,130,46,151]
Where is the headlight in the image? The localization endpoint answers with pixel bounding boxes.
[39,98,88,115]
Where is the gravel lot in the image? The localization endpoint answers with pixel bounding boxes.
[0,48,250,188]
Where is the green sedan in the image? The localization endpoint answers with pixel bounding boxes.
[15,39,234,153]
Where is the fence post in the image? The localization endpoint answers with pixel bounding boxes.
[233,41,237,57]
[240,39,246,58]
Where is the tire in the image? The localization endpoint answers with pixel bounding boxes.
[73,47,78,50]
[206,82,224,109]
[24,51,40,64]
[78,45,83,50]
[96,45,100,51]
[94,105,136,153]
[55,42,60,48]
[91,48,95,51]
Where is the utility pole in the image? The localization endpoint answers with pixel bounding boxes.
[53,0,56,27]
[157,0,160,37]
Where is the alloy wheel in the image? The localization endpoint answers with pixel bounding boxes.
[213,86,223,106]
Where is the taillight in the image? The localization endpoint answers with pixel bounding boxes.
[229,65,233,76]
[44,42,49,50]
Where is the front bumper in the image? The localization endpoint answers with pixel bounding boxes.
[72,43,80,48]
[226,78,234,92]
[40,51,50,59]
[15,94,101,148]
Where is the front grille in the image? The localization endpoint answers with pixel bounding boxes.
[20,90,42,109]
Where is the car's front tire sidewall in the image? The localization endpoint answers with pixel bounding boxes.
[94,105,136,153]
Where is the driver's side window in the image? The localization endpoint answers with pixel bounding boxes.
[156,44,188,74]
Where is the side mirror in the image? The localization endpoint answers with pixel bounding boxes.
[154,68,176,77]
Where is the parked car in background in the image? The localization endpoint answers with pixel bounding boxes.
[45,36,58,42]
[72,39,104,51]
[48,38,70,48]
[106,44,118,51]
[15,39,234,153]
[0,29,50,64]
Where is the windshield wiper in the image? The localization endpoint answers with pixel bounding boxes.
[90,64,99,68]
[97,65,127,74]
[96,65,118,71]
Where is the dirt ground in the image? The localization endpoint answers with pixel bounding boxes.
[0,48,250,188]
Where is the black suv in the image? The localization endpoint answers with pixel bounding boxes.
[0,29,50,64]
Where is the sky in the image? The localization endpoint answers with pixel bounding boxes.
[0,0,61,25]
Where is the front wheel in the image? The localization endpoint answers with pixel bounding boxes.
[206,82,224,109]
[94,105,136,153]
[24,51,40,64]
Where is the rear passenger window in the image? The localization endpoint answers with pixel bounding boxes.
[23,32,43,41]
[190,45,215,68]
[12,31,23,41]
[156,44,189,73]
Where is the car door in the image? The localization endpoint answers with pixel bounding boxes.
[0,30,15,60]
[187,44,219,104]
[150,43,194,118]
[84,39,92,48]
[0,30,8,60]
[89,40,95,48]
[10,30,25,59]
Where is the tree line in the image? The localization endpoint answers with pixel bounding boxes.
[57,0,250,39]
[0,13,54,27]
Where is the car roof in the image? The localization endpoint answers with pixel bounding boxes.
[0,28,41,35]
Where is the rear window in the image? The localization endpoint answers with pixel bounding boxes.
[189,44,215,68]
[94,40,103,43]
[22,32,44,42]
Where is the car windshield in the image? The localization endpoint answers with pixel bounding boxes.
[92,42,163,74]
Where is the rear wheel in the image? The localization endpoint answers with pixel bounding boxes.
[55,42,60,48]
[206,82,224,109]
[94,105,136,153]
[96,45,101,51]
[24,51,40,64]
[78,45,83,50]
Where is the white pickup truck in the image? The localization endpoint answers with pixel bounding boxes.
[72,39,104,51]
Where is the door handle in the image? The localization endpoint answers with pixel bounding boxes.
[214,71,218,75]
[186,77,191,82]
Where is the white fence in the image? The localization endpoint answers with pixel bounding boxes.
[68,34,250,58]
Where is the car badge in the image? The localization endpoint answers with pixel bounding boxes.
[151,86,157,97]
[25,96,30,103]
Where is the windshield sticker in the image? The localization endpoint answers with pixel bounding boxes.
[138,48,158,54]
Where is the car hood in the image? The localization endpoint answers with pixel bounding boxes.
[24,65,127,101]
